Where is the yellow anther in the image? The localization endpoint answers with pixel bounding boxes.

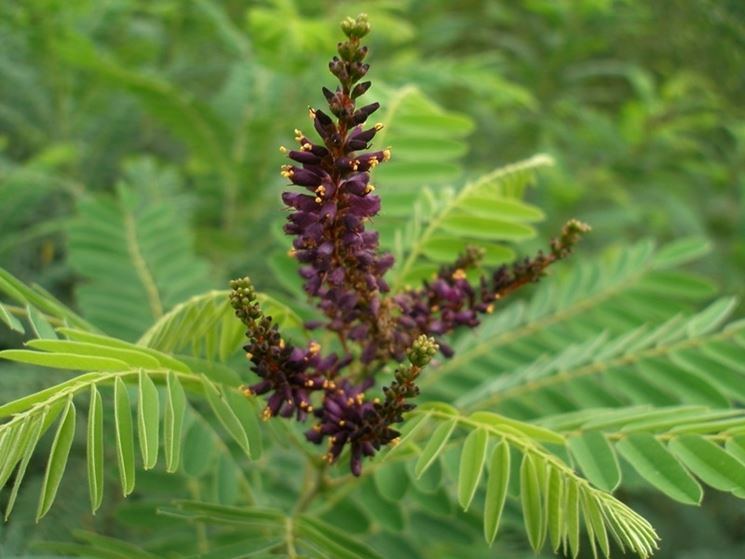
[308,107,317,119]
[241,386,254,397]
[347,398,354,406]
[294,128,303,140]
[486,303,495,314]
[315,196,323,204]
[302,143,313,151]
[389,437,401,447]
[309,341,321,354]
[279,145,288,153]
[351,160,359,171]
[261,407,272,421]
[373,397,381,404]
[315,185,326,196]
[288,247,297,258]
[364,184,376,194]
[374,123,384,131]
[368,157,379,169]
[339,420,346,426]
[452,268,467,281]
[312,424,321,432]
[355,393,364,404]
[279,338,286,349]
[306,405,314,412]
[383,148,392,161]
[245,352,254,360]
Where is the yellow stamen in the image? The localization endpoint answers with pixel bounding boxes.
[383,148,392,161]
[245,352,254,360]
[364,184,375,194]
[389,437,401,447]
[314,196,323,204]
[309,341,321,354]
[374,123,384,131]
[288,248,297,258]
[279,338,286,349]
[241,386,254,397]
[486,303,495,314]
[308,107,316,119]
[302,143,313,152]
[279,145,288,153]
[452,268,467,281]
[261,407,272,421]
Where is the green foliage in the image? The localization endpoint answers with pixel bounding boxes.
[0,1,743,557]
[67,159,212,340]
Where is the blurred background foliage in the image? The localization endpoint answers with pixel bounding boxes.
[0,0,743,557]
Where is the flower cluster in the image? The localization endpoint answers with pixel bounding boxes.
[280,13,393,363]
[229,277,349,421]
[392,219,592,357]
[230,14,589,475]
[305,336,439,475]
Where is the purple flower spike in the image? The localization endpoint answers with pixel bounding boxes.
[230,12,590,476]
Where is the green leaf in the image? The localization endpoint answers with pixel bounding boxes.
[374,460,409,501]
[27,339,162,369]
[652,237,712,270]
[725,436,745,464]
[669,435,745,493]
[297,516,383,559]
[483,440,510,545]
[0,349,129,371]
[164,371,187,473]
[470,411,565,444]
[616,432,701,505]
[520,453,545,552]
[439,214,536,240]
[5,414,45,520]
[546,466,564,552]
[686,297,738,337]
[37,398,76,520]
[201,378,250,456]
[581,489,610,558]
[26,304,58,339]
[457,428,488,511]
[415,418,457,478]
[114,377,136,496]
[567,431,621,492]
[137,370,160,469]
[565,480,580,558]
[182,419,216,477]
[87,385,104,514]
[223,389,263,460]
[59,327,191,373]
[0,303,25,333]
